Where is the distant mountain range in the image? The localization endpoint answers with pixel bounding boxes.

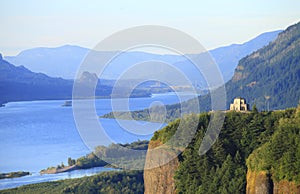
[1,28,291,107]
[5,30,282,83]
[209,30,282,81]
[4,46,184,80]
[0,56,150,105]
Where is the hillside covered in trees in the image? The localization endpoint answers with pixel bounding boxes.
[225,21,300,110]
[146,105,300,193]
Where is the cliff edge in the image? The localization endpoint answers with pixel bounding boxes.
[144,140,179,194]
[246,170,300,194]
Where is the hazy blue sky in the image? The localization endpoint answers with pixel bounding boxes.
[1,0,300,55]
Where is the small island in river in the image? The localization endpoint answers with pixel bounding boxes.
[0,171,30,179]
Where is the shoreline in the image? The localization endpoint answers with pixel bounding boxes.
[0,166,118,191]
[40,165,77,175]
[0,171,30,180]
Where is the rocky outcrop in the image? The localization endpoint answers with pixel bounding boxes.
[246,170,300,194]
[246,170,272,194]
[144,140,179,194]
[274,180,300,194]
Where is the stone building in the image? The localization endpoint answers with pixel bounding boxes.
[230,97,248,111]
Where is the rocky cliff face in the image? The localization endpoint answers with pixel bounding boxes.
[273,180,300,194]
[246,170,300,194]
[144,140,179,194]
[246,170,272,194]
[144,151,300,194]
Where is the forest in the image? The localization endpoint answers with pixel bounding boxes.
[171,107,299,193]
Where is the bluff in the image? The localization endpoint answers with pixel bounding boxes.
[246,170,300,194]
[144,140,179,194]
[246,105,300,194]
[144,106,300,194]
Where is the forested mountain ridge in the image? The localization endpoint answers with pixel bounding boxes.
[195,30,282,82]
[144,106,300,194]
[198,21,300,111]
[225,21,300,110]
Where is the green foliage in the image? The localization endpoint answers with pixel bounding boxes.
[44,140,149,171]
[173,108,296,193]
[101,105,182,123]
[1,171,144,194]
[247,105,300,183]
[94,140,149,169]
[67,157,76,166]
[222,22,300,111]
[252,104,258,113]
[76,153,107,169]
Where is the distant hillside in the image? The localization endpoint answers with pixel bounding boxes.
[0,54,73,105]
[182,22,299,112]
[4,31,281,83]
[224,22,300,110]
[175,23,299,111]
[210,30,282,81]
[190,22,299,111]
[5,45,89,79]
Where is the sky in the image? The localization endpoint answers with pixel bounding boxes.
[1,0,300,56]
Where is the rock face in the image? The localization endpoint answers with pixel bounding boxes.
[144,140,179,194]
[246,170,272,194]
[273,180,300,194]
[144,144,300,194]
[246,170,300,194]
